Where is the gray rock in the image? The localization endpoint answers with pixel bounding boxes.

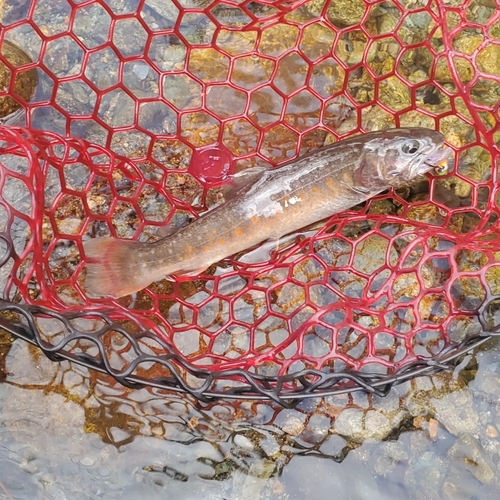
[363,410,392,441]
[143,0,180,25]
[274,409,306,436]
[5,339,61,386]
[442,469,500,500]
[319,434,347,458]
[431,389,480,436]
[229,460,276,500]
[281,452,386,500]
[334,407,404,443]
[448,434,499,485]
[334,408,364,440]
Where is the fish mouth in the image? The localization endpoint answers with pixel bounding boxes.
[418,144,453,175]
[424,146,453,167]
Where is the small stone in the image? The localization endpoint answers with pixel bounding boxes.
[97,467,111,477]
[430,389,480,436]
[334,408,364,441]
[187,416,199,429]
[272,480,284,495]
[132,62,150,80]
[363,410,394,441]
[275,410,306,436]
[260,435,280,458]
[413,416,426,429]
[428,418,439,440]
[319,434,347,457]
[476,45,500,77]
[80,456,96,467]
[326,0,366,27]
[485,425,498,438]
[281,416,305,436]
[303,414,331,442]
[0,40,38,118]
[21,460,39,474]
[233,433,254,451]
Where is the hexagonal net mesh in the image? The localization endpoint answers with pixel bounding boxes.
[0,0,499,404]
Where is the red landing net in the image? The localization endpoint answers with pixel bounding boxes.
[0,0,499,385]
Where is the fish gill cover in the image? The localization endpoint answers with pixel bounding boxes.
[0,0,499,405]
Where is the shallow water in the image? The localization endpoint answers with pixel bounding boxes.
[2,333,500,499]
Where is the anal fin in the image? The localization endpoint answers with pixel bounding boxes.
[173,266,208,278]
[237,235,292,264]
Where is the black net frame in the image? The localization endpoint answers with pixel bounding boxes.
[0,298,497,408]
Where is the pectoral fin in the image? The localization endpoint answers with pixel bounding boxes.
[352,150,379,192]
[217,167,267,203]
[340,181,371,195]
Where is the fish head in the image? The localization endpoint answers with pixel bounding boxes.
[354,128,453,189]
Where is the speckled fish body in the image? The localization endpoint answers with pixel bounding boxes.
[83,127,452,298]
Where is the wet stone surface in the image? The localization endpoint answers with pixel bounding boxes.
[0,336,499,498]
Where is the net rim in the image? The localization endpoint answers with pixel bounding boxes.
[0,299,495,408]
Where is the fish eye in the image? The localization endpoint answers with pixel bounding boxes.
[401,140,420,155]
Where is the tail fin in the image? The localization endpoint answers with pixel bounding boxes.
[83,237,158,298]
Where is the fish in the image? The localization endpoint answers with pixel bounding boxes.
[83,127,452,298]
